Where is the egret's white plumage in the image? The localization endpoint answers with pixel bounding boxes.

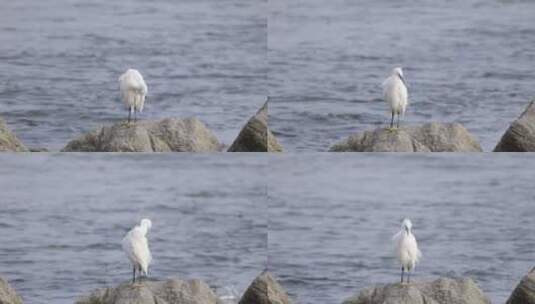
[392,218,421,283]
[118,69,148,122]
[382,67,408,128]
[122,218,152,283]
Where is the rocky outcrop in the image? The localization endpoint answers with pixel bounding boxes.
[342,278,489,304]
[239,271,292,304]
[76,279,221,304]
[506,268,535,304]
[0,277,23,304]
[228,102,283,152]
[62,118,221,152]
[0,118,28,152]
[495,100,535,151]
[329,123,482,152]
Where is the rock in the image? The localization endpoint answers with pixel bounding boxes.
[506,268,535,304]
[0,118,28,152]
[343,277,489,304]
[0,277,23,304]
[329,123,482,152]
[62,118,221,152]
[29,147,49,152]
[76,279,221,304]
[228,102,283,152]
[239,271,292,304]
[495,100,535,151]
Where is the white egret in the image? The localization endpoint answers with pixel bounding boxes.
[122,218,152,283]
[382,67,408,128]
[392,218,421,283]
[118,69,148,123]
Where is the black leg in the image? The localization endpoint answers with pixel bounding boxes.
[390,112,394,128]
[401,267,404,283]
[132,267,136,283]
[397,113,400,128]
[128,108,132,123]
[408,271,411,283]
[134,107,137,122]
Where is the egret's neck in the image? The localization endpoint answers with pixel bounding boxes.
[139,225,149,235]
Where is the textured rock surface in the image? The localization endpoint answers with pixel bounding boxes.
[76,279,220,304]
[228,102,283,152]
[506,268,535,304]
[239,271,292,304]
[0,118,28,152]
[63,117,221,152]
[495,100,535,151]
[330,123,482,152]
[0,277,23,304]
[342,278,490,304]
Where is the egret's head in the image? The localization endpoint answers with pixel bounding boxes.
[392,67,404,77]
[401,218,412,233]
[140,218,152,231]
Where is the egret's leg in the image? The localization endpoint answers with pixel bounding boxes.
[128,108,132,123]
[132,267,136,283]
[401,267,404,283]
[134,107,137,123]
[397,113,400,128]
[390,112,394,128]
[407,271,411,283]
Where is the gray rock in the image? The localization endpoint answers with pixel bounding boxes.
[343,277,490,304]
[329,123,482,152]
[228,102,283,152]
[0,118,28,152]
[506,268,535,304]
[62,117,221,152]
[0,277,23,304]
[239,271,292,304]
[495,100,535,151]
[76,279,221,304]
[29,147,49,152]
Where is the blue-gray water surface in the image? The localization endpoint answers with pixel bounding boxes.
[268,0,535,151]
[267,154,535,303]
[0,154,267,304]
[0,0,266,150]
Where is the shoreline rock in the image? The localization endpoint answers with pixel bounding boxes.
[495,99,535,151]
[0,277,23,304]
[239,271,292,304]
[342,277,490,304]
[76,278,221,304]
[228,102,283,152]
[329,122,482,152]
[62,117,222,152]
[0,118,28,152]
[506,268,535,304]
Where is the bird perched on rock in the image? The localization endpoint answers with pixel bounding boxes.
[392,218,421,283]
[122,218,152,283]
[119,69,148,123]
[382,67,408,128]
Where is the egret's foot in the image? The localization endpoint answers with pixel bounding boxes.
[385,127,398,133]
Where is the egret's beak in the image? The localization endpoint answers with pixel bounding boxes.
[399,73,408,88]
